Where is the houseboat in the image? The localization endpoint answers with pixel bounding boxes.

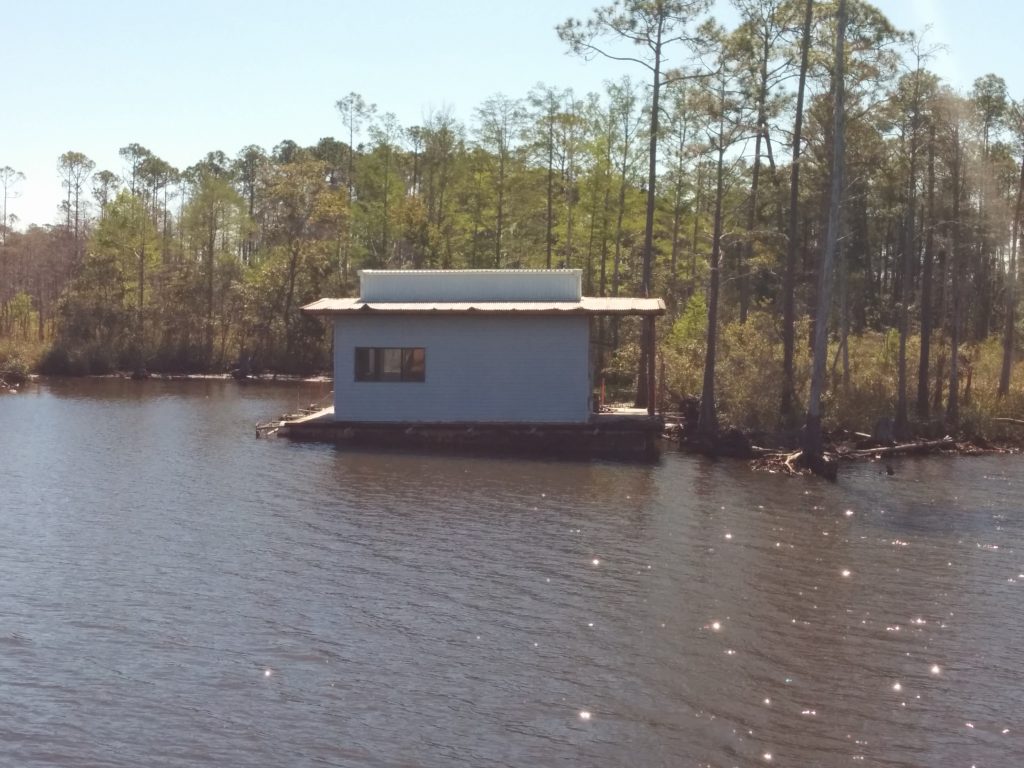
[280,269,665,459]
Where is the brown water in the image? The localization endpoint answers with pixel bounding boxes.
[1,378,1022,767]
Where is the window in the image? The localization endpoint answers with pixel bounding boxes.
[354,347,426,382]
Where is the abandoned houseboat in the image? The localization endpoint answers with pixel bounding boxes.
[280,269,665,459]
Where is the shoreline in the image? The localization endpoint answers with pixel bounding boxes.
[18,371,333,384]
[663,408,1024,478]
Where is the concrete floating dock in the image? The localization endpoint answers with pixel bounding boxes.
[276,407,663,461]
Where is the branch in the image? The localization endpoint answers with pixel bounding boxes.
[570,40,656,72]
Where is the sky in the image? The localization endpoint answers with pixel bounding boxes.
[2,0,1022,229]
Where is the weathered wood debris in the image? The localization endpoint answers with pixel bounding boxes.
[669,395,1018,480]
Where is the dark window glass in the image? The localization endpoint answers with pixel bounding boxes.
[354,347,373,381]
[402,348,426,381]
[354,347,426,382]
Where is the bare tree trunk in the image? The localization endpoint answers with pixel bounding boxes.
[540,112,554,269]
[740,27,771,325]
[137,240,146,374]
[697,136,727,436]
[999,148,1024,395]
[691,162,704,287]
[613,171,626,299]
[839,243,850,387]
[917,122,937,418]
[495,151,506,267]
[635,22,664,409]
[947,133,964,429]
[803,0,846,460]
[780,0,814,426]
[895,112,919,437]
[932,350,945,414]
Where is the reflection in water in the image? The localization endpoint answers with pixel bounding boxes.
[0,379,1022,766]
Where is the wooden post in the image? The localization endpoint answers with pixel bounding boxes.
[647,315,656,417]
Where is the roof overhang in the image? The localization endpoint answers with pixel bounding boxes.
[301,296,665,317]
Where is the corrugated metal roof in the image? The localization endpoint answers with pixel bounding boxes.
[301,296,665,316]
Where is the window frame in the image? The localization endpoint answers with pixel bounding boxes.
[354,346,426,383]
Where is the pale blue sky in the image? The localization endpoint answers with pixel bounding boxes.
[2,0,1020,228]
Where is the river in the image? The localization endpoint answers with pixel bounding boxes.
[1,378,1022,766]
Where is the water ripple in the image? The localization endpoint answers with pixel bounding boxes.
[1,381,1022,766]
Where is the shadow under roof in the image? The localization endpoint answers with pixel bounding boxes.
[301,296,666,317]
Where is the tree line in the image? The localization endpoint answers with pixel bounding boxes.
[2,0,1024,444]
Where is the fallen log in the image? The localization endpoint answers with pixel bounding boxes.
[846,437,955,458]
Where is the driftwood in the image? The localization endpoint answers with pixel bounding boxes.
[754,437,958,478]
[751,449,837,480]
[843,437,956,458]
[994,418,1024,426]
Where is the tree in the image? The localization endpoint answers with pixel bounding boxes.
[779,0,814,425]
[119,143,152,197]
[475,94,526,267]
[57,151,95,243]
[528,84,569,269]
[603,78,645,299]
[365,112,404,267]
[233,145,268,265]
[945,98,968,428]
[729,0,803,323]
[139,153,179,251]
[262,151,347,367]
[180,164,246,363]
[695,28,755,437]
[560,0,711,408]
[335,92,376,278]
[998,101,1024,396]
[417,109,465,268]
[660,81,700,282]
[59,191,159,369]
[893,42,940,436]
[969,73,1009,340]
[91,170,121,214]
[916,115,938,418]
[578,91,621,297]
[803,0,847,462]
[0,166,25,245]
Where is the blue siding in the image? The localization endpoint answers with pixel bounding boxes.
[333,315,591,423]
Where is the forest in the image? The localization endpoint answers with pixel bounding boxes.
[3,0,1024,450]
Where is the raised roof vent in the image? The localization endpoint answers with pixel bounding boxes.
[358,269,583,303]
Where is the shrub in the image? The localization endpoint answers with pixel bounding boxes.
[657,310,1024,439]
[0,337,45,383]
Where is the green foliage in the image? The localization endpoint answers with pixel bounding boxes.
[0,338,36,384]
[659,316,1024,439]
[0,291,36,339]
[825,331,902,430]
[662,292,707,397]
[715,314,785,431]
[1,3,1022,452]
[48,191,156,371]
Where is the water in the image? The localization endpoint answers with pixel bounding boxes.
[1,379,1023,767]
